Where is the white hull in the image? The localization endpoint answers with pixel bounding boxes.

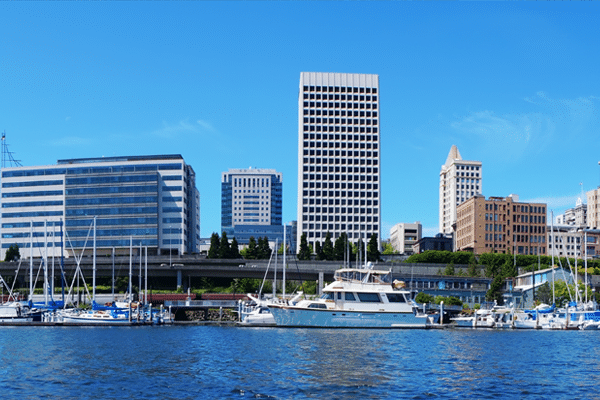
[62,311,132,325]
[269,306,428,328]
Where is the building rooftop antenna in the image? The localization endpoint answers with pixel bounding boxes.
[1,131,22,168]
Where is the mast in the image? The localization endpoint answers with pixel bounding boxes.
[93,216,96,303]
[129,237,133,302]
[585,231,588,304]
[29,221,33,301]
[283,225,286,300]
[44,221,48,306]
[144,246,148,305]
[551,211,555,305]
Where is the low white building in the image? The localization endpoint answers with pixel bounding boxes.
[389,222,421,254]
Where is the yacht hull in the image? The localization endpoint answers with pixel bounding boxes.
[269,306,428,328]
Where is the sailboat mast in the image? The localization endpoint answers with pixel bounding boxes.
[29,221,33,301]
[551,211,555,305]
[44,220,48,306]
[93,216,96,303]
[283,225,286,300]
[129,237,133,302]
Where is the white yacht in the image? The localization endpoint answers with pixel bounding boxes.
[268,266,435,328]
[0,302,34,324]
[239,294,277,326]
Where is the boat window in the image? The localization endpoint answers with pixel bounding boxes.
[357,293,380,302]
[386,293,406,303]
[337,292,342,300]
[308,303,327,309]
[320,293,334,300]
[344,292,356,301]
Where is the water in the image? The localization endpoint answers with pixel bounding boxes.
[1,326,599,399]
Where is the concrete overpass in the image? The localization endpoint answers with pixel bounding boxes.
[0,254,478,291]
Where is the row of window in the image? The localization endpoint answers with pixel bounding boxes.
[305,215,378,223]
[65,217,158,227]
[2,211,63,218]
[2,179,63,188]
[303,166,378,174]
[65,207,157,216]
[304,125,378,133]
[303,118,378,126]
[66,174,157,186]
[66,185,157,196]
[304,143,378,151]
[1,241,63,249]
[302,206,378,214]
[305,226,378,237]
[2,190,63,198]
[1,163,182,178]
[303,174,378,183]
[303,101,378,110]
[303,133,378,141]
[2,200,63,208]
[67,239,159,248]
[303,85,377,94]
[301,196,378,206]
[67,228,158,238]
[303,93,378,102]
[65,196,157,207]
[303,157,379,166]
[2,221,63,229]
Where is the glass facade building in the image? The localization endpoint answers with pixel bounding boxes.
[0,155,200,259]
[221,168,283,245]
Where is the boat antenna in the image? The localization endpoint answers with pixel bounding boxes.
[1,131,22,168]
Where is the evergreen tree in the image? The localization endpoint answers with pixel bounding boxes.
[355,239,365,265]
[218,231,231,259]
[246,236,258,259]
[333,232,348,261]
[257,236,272,259]
[297,233,311,260]
[207,233,220,259]
[315,241,323,260]
[322,232,334,261]
[4,243,20,262]
[367,233,380,262]
[230,237,241,259]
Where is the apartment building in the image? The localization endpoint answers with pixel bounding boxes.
[455,194,547,255]
[389,222,421,254]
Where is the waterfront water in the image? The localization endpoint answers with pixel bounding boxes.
[1,326,600,399]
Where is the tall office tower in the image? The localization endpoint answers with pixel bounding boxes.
[0,155,200,259]
[439,145,482,235]
[297,72,381,251]
[221,168,283,244]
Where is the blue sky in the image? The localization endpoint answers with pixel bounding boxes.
[1,2,599,239]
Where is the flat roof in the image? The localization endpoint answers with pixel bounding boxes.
[57,154,184,165]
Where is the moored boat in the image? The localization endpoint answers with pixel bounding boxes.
[268,265,436,328]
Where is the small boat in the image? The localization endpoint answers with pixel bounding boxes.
[0,302,34,324]
[451,308,495,328]
[239,294,276,326]
[61,309,132,325]
[268,265,436,328]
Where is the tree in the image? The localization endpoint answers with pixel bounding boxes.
[444,262,455,276]
[322,232,334,261]
[314,241,323,261]
[367,233,380,262]
[4,244,20,262]
[297,233,311,260]
[382,242,397,255]
[415,292,434,304]
[230,237,241,259]
[257,236,272,259]
[207,233,220,259]
[245,236,258,260]
[218,232,231,259]
[333,232,349,261]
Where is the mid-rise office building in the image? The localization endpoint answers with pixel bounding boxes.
[439,145,482,235]
[389,222,421,254]
[297,72,381,251]
[0,155,199,259]
[221,168,283,245]
[455,194,547,255]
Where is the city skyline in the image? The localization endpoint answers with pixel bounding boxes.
[2,2,600,240]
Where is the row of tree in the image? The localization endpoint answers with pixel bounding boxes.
[208,232,274,260]
[296,232,380,262]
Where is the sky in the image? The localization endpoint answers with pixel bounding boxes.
[1,2,599,240]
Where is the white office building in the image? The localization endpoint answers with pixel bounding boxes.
[389,222,422,255]
[439,145,482,235]
[0,155,200,259]
[297,72,381,250]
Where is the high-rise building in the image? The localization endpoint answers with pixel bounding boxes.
[455,194,547,255]
[389,222,422,255]
[439,145,482,235]
[297,72,381,250]
[221,168,283,245]
[0,155,199,259]
[587,188,600,229]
